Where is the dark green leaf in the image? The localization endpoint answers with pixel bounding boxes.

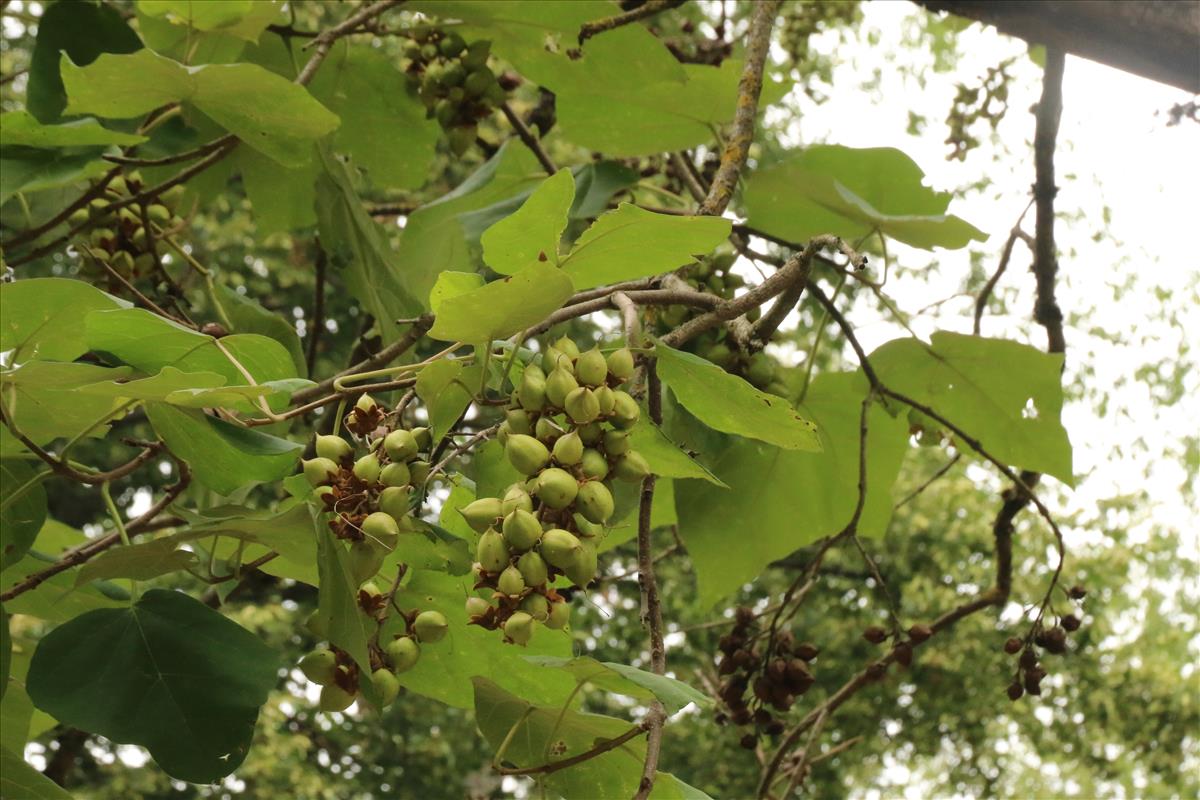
[0,747,72,800]
[0,278,127,364]
[0,111,146,148]
[524,656,711,714]
[629,421,728,487]
[415,359,477,444]
[210,280,307,375]
[0,607,10,701]
[0,461,47,573]
[0,148,111,205]
[74,538,196,586]
[481,169,575,275]
[314,525,372,673]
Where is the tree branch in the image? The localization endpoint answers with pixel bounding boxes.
[500,102,557,174]
[292,315,433,403]
[1032,48,1067,356]
[578,0,687,44]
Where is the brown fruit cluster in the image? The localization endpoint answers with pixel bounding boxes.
[70,172,186,284]
[715,607,817,744]
[1004,610,1084,701]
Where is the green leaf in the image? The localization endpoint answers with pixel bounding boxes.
[562,204,731,290]
[467,439,524,502]
[429,271,485,314]
[482,169,576,275]
[869,331,1074,483]
[0,607,10,701]
[744,145,987,250]
[314,525,373,674]
[163,378,313,411]
[173,502,317,586]
[656,342,821,452]
[0,461,47,573]
[415,359,477,444]
[233,146,320,235]
[144,402,301,494]
[138,0,254,31]
[210,278,307,376]
[0,747,72,800]
[524,656,711,714]
[1,675,32,748]
[26,0,143,122]
[0,361,133,444]
[628,421,728,487]
[136,1,281,67]
[0,552,127,623]
[674,372,908,606]
[26,588,280,783]
[74,538,196,586]
[428,262,574,343]
[0,148,111,205]
[61,50,339,167]
[0,111,146,148]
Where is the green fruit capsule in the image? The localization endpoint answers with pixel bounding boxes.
[564,387,600,424]
[536,468,578,509]
[69,208,90,227]
[603,429,630,457]
[384,429,419,462]
[387,636,420,673]
[504,611,535,645]
[371,668,400,707]
[90,227,115,248]
[408,460,431,485]
[355,394,378,414]
[348,541,386,583]
[580,448,610,480]
[133,253,156,274]
[552,336,580,359]
[705,343,734,369]
[421,42,440,61]
[519,367,546,411]
[117,207,140,228]
[746,351,776,388]
[575,347,608,387]
[107,175,128,196]
[545,600,571,630]
[576,480,614,524]
[379,485,412,520]
[506,434,550,475]
[447,125,475,155]
[319,683,356,712]
[109,251,135,275]
[460,497,504,533]
[573,515,604,540]
[463,67,493,96]
[577,421,603,445]
[160,184,186,210]
[88,198,111,218]
[465,596,491,618]
[353,453,382,483]
[303,457,339,486]
[362,512,400,548]
[485,81,507,106]
[315,435,353,461]
[130,227,148,250]
[517,551,549,587]
[611,391,641,429]
[414,610,449,643]
[506,408,533,436]
[147,204,171,225]
[439,31,466,57]
[442,62,466,87]
[540,528,582,570]
[305,611,329,639]
[607,347,636,382]
[594,385,616,416]
[380,462,411,487]
[412,427,433,450]
[498,565,526,595]
[299,649,337,685]
[545,368,579,408]
[564,539,598,587]
[463,39,490,68]
[501,484,533,515]
[502,508,542,551]
[542,346,571,373]
[534,416,563,444]
[552,430,583,465]
[476,530,510,572]
[520,593,550,622]
[614,450,651,482]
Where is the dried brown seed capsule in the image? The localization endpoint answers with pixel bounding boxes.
[735,606,755,625]
[908,624,933,643]
[863,626,888,645]
[753,709,772,725]
[1042,627,1068,654]
[1019,649,1039,670]
[1061,614,1081,632]
[740,734,757,750]
[794,642,820,661]
[893,641,914,668]
[766,720,785,736]
[1004,637,1024,655]
[1006,682,1025,701]
[1067,584,1087,600]
[865,661,888,681]
[732,708,753,726]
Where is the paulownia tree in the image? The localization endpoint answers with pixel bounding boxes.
[2,1,1178,798]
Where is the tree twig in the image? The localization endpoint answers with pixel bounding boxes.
[500,102,557,174]
[578,0,687,44]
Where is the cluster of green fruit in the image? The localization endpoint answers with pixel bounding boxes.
[458,337,650,646]
[402,26,509,155]
[69,172,185,280]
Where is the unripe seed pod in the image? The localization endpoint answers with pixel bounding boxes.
[580,449,609,480]
[303,457,339,486]
[69,208,90,227]
[545,368,579,408]
[504,611,535,645]
[117,207,140,228]
[348,541,385,583]
[299,649,337,685]
[517,550,549,587]
[379,485,412,520]
[88,198,111,218]
[552,430,583,465]
[603,429,630,456]
[463,68,493,97]
[408,460,431,485]
[319,683,356,712]
[576,480,614,524]
[520,593,550,621]
[746,352,776,388]
[465,596,491,618]
[594,385,616,416]
[519,366,546,411]
[564,387,600,424]
[575,347,608,386]
[542,346,569,373]
[353,453,381,483]
[160,183,186,210]
[607,347,636,381]
[460,497,504,532]
[316,434,353,461]
[506,409,533,436]
[371,667,400,707]
[502,508,542,551]
[476,530,510,572]
[552,336,580,359]
[506,434,550,475]
[133,252,155,274]
[414,610,449,643]
[576,421,603,445]
[90,227,115,248]
[501,484,533,515]
[109,251,135,275]
[611,391,641,428]
[545,599,571,630]
[614,450,650,482]
[564,539,597,587]
[536,467,578,509]
[463,39,490,68]
[534,416,562,444]
[384,429,419,462]
[362,512,400,547]
[305,611,329,639]
[380,462,411,487]
[355,394,378,414]
[498,565,526,595]
[573,515,603,540]
[387,636,420,672]
[313,485,334,503]
[147,204,171,225]
[540,528,582,570]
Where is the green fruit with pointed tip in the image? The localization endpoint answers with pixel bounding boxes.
[506,434,550,475]
[553,336,580,359]
[575,347,608,386]
[614,450,651,482]
[379,486,412,520]
[506,408,533,436]
[387,636,420,672]
[476,530,509,572]
[542,347,572,373]
[88,197,111,218]
[384,429,418,462]
[465,596,491,618]
[319,683,356,712]
[520,593,550,621]
[519,366,546,411]
[603,430,630,456]
[439,31,466,57]
[409,460,431,485]
[580,449,609,480]
[545,368,579,408]
[353,453,381,483]
[534,417,562,444]
[746,352,776,388]
[442,62,466,87]
[360,581,382,599]
[540,528,582,570]
[315,435,352,461]
[576,481,614,524]
[348,541,385,583]
[380,462,411,487]
[133,252,155,274]
[90,227,115,248]
[536,468,578,509]
[69,208,90,227]
[705,343,734,369]
[463,67,492,97]
[109,251,135,275]
[463,39,490,68]
[498,565,526,595]
[303,457,339,486]
[362,512,400,547]
[573,515,604,539]
[448,125,475,155]
[147,204,171,225]
[460,497,503,532]
[577,421,602,445]
[501,484,533,515]
[594,385,616,416]
[517,551,549,587]
[355,394,378,414]
[504,611,534,645]
[564,539,598,587]
[160,184,186,210]
[371,668,400,707]
[552,430,583,465]
[414,610,449,643]
[305,611,329,638]
[299,649,337,685]
[496,422,511,445]
[611,391,641,429]
[607,348,636,381]
[546,600,571,630]
[313,485,334,503]
[502,508,542,551]
[565,387,600,424]
[107,175,128,196]
[412,427,432,450]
